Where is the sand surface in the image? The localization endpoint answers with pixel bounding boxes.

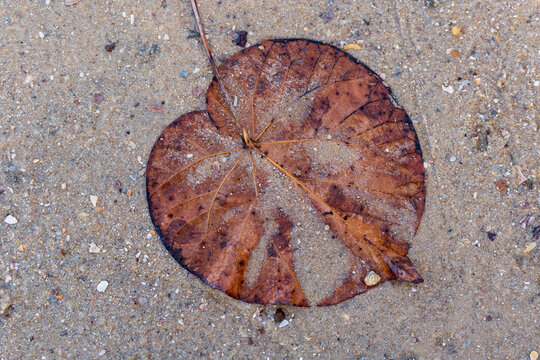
[0,0,538,359]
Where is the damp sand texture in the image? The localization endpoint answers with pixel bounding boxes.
[0,1,538,359]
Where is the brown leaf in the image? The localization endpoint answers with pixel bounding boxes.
[146,39,425,306]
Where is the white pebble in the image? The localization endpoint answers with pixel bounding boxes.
[163,33,169,41]
[38,31,45,38]
[186,153,193,159]
[449,155,456,162]
[4,215,18,225]
[130,14,135,25]
[193,67,200,74]
[278,319,289,328]
[96,281,109,292]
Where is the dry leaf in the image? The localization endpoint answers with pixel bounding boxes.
[146,40,425,306]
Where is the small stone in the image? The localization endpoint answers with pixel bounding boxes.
[180,71,188,78]
[364,271,381,286]
[89,243,101,253]
[95,208,104,214]
[65,0,81,5]
[149,104,163,113]
[38,31,45,38]
[127,190,133,196]
[96,281,109,292]
[530,351,539,360]
[129,174,137,181]
[192,86,204,98]
[90,195,98,207]
[449,155,456,162]
[199,303,207,312]
[99,350,107,357]
[163,33,169,41]
[4,215,18,225]
[278,319,289,328]
[450,49,459,57]
[451,26,461,36]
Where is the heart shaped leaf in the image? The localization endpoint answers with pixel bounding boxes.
[146,39,425,306]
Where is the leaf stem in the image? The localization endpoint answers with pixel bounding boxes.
[190,0,241,128]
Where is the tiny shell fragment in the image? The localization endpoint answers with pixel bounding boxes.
[523,242,536,254]
[90,195,98,207]
[364,271,381,286]
[64,0,81,5]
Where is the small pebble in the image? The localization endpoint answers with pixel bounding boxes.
[180,71,188,78]
[96,281,109,292]
[149,104,164,113]
[96,280,109,292]
[192,87,204,98]
[449,155,456,162]
[4,215,18,225]
[278,319,289,328]
[129,174,137,181]
[199,303,207,312]
[530,351,539,360]
[163,33,169,41]
[364,271,381,286]
[451,26,461,36]
[38,31,45,38]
